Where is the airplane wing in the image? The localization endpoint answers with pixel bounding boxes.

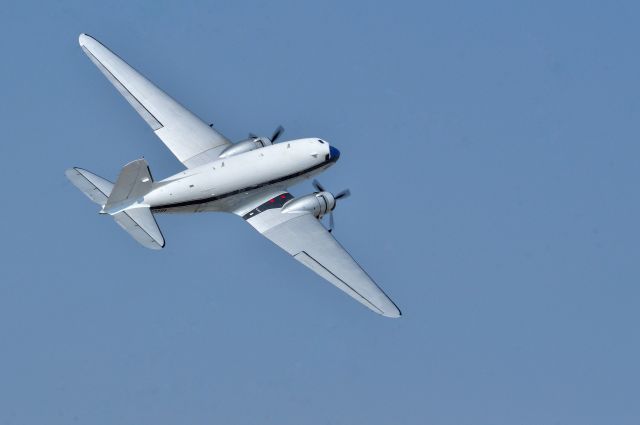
[234,191,401,317]
[78,33,232,168]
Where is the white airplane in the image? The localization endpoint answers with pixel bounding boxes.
[66,34,401,318]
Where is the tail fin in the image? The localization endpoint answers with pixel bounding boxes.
[66,159,165,250]
[103,159,154,213]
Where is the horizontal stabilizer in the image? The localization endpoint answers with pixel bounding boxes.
[65,168,114,205]
[113,207,165,250]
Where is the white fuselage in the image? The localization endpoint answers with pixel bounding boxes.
[144,138,336,213]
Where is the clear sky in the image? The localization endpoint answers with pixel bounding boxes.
[1,1,639,424]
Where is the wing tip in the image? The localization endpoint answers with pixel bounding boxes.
[374,295,402,318]
[381,305,402,318]
[78,33,97,47]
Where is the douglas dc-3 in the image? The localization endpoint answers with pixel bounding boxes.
[66,34,401,318]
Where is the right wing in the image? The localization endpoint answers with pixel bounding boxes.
[235,191,401,318]
[79,33,232,168]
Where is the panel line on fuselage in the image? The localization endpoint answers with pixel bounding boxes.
[151,155,336,212]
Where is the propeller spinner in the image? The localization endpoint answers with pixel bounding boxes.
[312,179,351,233]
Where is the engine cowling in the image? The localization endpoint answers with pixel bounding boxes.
[218,137,272,159]
[281,192,336,218]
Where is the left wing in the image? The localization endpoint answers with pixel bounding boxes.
[234,191,401,317]
[79,33,232,168]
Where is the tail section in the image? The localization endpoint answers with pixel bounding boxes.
[103,159,154,214]
[65,159,165,250]
[65,168,114,205]
[112,208,165,250]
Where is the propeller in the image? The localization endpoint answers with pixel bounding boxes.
[335,189,351,200]
[312,180,351,232]
[248,125,284,143]
[312,179,326,192]
[270,125,284,143]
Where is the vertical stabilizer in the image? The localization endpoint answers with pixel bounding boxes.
[104,158,153,213]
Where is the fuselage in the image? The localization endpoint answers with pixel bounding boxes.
[144,138,339,213]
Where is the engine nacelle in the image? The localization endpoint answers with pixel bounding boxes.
[218,137,272,159]
[281,192,336,218]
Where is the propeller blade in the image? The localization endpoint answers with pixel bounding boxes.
[328,212,335,233]
[312,179,326,192]
[335,189,351,200]
[271,125,284,143]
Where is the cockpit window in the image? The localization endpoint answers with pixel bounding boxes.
[318,139,325,144]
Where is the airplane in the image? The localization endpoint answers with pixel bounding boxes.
[66,34,401,318]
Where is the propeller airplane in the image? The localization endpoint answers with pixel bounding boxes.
[66,34,401,318]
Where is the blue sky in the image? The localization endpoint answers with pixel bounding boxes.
[1,1,639,424]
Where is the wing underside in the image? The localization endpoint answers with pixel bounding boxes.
[78,33,232,168]
[235,191,401,317]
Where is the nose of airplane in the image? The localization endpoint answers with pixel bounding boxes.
[329,146,340,161]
